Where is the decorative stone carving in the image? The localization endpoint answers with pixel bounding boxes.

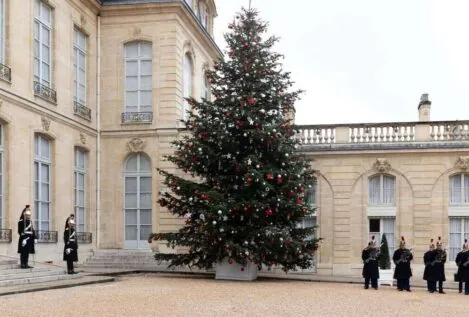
[183,40,196,62]
[133,26,142,37]
[373,158,391,173]
[80,132,86,145]
[127,138,146,153]
[455,156,469,170]
[41,117,51,131]
[80,15,86,27]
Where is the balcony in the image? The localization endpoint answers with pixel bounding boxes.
[34,81,57,104]
[0,63,11,82]
[296,120,469,152]
[74,101,92,121]
[76,232,92,244]
[0,229,12,243]
[36,230,58,243]
[121,112,153,124]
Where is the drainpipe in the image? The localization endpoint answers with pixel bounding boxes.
[96,14,101,250]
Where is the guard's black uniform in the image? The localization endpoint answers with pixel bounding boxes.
[456,250,465,293]
[17,219,36,268]
[459,249,469,295]
[433,248,446,293]
[63,227,78,274]
[362,247,380,289]
[393,248,413,291]
[423,249,437,292]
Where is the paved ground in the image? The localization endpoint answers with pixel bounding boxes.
[0,274,467,317]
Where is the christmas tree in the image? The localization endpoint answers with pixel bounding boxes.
[379,234,391,270]
[148,8,320,272]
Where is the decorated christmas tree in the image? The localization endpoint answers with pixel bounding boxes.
[148,8,320,272]
[379,234,391,270]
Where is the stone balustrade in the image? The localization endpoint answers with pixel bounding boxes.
[296,121,469,148]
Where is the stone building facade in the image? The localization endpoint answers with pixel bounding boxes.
[0,0,221,262]
[299,95,469,277]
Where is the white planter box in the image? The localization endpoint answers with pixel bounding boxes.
[215,259,258,281]
[378,269,393,286]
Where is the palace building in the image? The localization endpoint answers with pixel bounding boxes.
[0,0,467,280]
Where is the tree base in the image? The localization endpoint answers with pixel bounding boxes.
[378,269,393,287]
[215,259,258,281]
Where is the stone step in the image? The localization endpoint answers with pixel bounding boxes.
[0,269,66,281]
[0,267,51,275]
[85,258,156,264]
[0,273,81,287]
[0,260,20,270]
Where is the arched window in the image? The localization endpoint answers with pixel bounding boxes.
[124,41,152,114]
[183,53,193,120]
[123,153,152,249]
[34,134,52,231]
[0,124,4,229]
[368,174,395,205]
[449,173,469,205]
[201,72,210,101]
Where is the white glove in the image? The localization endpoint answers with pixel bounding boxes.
[66,248,72,255]
[34,239,38,244]
[22,240,26,247]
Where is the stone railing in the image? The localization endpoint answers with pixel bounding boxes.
[34,81,57,104]
[36,230,58,243]
[121,112,153,124]
[74,101,92,121]
[0,63,11,82]
[0,229,12,243]
[296,121,469,146]
[76,232,92,244]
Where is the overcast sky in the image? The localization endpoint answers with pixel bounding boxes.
[213,0,469,125]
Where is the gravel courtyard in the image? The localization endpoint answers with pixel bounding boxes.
[0,274,467,317]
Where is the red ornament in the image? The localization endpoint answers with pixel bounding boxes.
[228,259,233,264]
[246,178,252,185]
[235,120,242,127]
[248,97,256,105]
[225,112,231,118]
[296,199,303,205]
[159,200,167,207]
[228,23,233,29]
[241,267,245,271]
[265,208,273,216]
[243,206,249,213]
[277,177,283,184]
[266,172,274,180]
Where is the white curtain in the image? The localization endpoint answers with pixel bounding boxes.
[450,175,462,204]
[382,175,395,205]
[368,176,380,205]
[449,218,462,261]
[464,174,469,204]
[382,218,395,258]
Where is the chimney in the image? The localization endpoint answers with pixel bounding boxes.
[418,93,431,121]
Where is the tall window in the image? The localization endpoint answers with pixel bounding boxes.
[124,41,152,114]
[184,0,191,8]
[450,174,469,205]
[33,0,52,87]
[183,53,193,120]
[0,124,3,229]
[34,134,51,231]
[369,174,395,205]
[74,148,87,233]
[73,28,87,106]
[201,73,210,101]
[449,218,469,260]
[369,218,395,259]
[0,0,5,64]
[124,154,152,245]
[305,182,316,206]
[203,6,209,29]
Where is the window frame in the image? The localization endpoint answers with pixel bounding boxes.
[0,0,5,64]
[368,217,396,261]
[201,72,210,101]
[34,134,52,232]
[183,53,193,120]
[448,217,469,261]
[73,27,87,106]
[368,174,396,206]
[449,173,469,205]
[124,41,153,114]
[74,148,87,233]
[33,0,53,87]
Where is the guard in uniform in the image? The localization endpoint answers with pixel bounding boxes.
[63,219,78,274]
[393,236,413,292]
[423,238,437,293]
[458,239,469,295]
[434,236,447,294]
[456,239,468,293]
[17,207,37,269]
[362,235,380,290]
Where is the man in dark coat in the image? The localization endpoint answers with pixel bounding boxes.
[459,240,469,295]
[433,236,447,294]
[455,239,468,293]
[393,236,413,292]
[423,239,437,293]
[362,235,380,290]
[63,219,78,274]
[17,206,37,269]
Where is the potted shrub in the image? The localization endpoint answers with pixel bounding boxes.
[378,234,393,286]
